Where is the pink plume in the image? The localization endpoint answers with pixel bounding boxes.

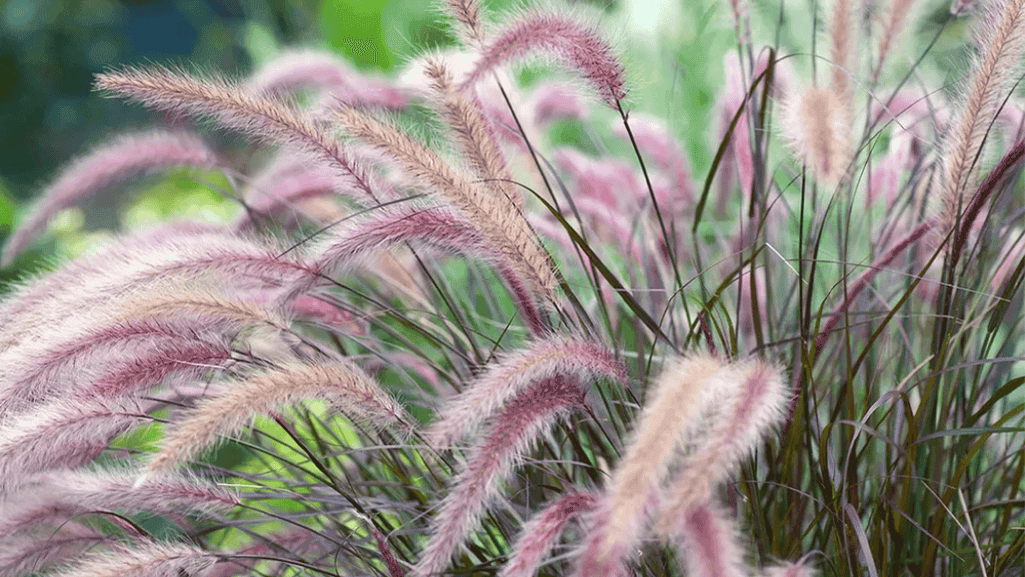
[500,491,598,577]
[249,49,407,110]
[2,130,223,266]
[460,11,626,107]
[427,336,624,448]
[414,376,585,577]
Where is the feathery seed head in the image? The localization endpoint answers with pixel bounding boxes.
[781,85,849,184]
[460,10,627,107]
[2,130,223,267]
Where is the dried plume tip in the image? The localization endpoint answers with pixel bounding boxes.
[94,65,380,204]
[2,130,223,267]
[143,361,412,476]
[414,376,585,577]
[460,10,627,107]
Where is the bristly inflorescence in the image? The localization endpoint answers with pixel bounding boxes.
[3,0,1025,575]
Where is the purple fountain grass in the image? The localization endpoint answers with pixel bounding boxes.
[781,86,849,184]
[426,336,624,448]
[717,52,756,208]
[866,130,917,209]
[0,397,150,494]
[289,295,365,334]
[459,10,627,107]
[573,353,731,577]
[527,82,589,126]
[1,129,224,267]
[0,223,233,329]
[248,49,407,110]
[127,292,294,336]
[949,138,1025,264]
[553,147,644,213]
[306,201,548,332]
[0,291,276,395]
[309,203,491,273]
[48,540,217,577]
[352,513,406,577]
[446,0,486,45]
[0,233,319,346]
[0,525,109,577]
[204,527,330,577]
[814,218,936,352]
[413,376,585,577]
[236,155,343,230]
[828,0,855,106]
[816,136,1024,351]
[656,359,787,527]
[499,490,597,577]
[142,361,412,478]
[331,104,557,302]
[425,60,519,209]
[873,0,921,82]
[670,502,748,577]
[0,326,237,419]
[760,560,818,577]
[83,339,238,400]
[94,65,381,204]
[938,0,1025,232]
[0,468,237,538]
[1,285,294,401]
[610,113,695,210]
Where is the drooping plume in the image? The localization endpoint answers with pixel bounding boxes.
[0,468,237,538]
[500,491,598,577]
[670,502,748,577]
[248,48,407,110]
[0,398,149,494]
[95,65,380,204]
[414,376,585,577]
[332,104,557,300]
[657,359,788,527]
[427,336,624,448]
[47,541,217,577]
[2,130,223,266]
[144,361,412,476]
[460,11,627,107]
